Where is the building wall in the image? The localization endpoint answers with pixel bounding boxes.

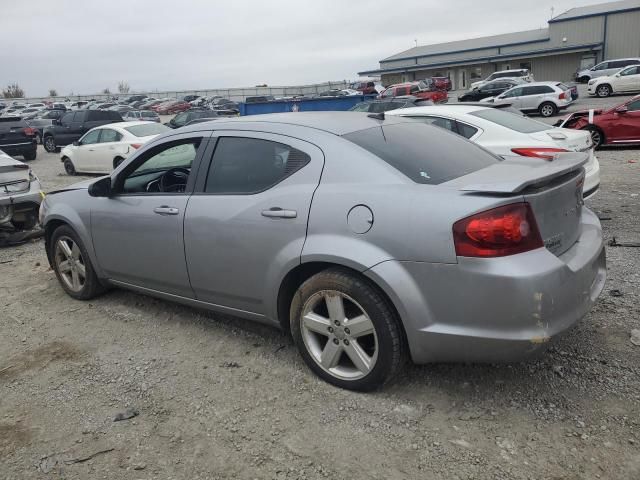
[548,17,604,47]
[529,52,585,81]
[605,10,640,58]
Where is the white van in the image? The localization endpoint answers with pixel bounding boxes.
[576,58,640,83]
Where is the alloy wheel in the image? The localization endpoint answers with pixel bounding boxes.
[44,137,56,152]
[54,236,86,293]
[590,129,602,147]
[597,85,610,97]
[300,290,378,381]
[540,104,554,117]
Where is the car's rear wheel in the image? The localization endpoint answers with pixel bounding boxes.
[23,150,36,161]
[596,84,611,97]
[51,225,105,300]
[290,268,406,391]
[539,102,557,117]
[63,157,76,175]
[582,125,605,148]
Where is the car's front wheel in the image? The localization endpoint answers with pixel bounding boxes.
[43,136,59,153]
[539,102,558,117]
[596,84,612,97]
[290,268,406,391]
[51,225,105,300]
[582,125,605,148]
[63,157,76,175]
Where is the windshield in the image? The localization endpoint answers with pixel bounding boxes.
[344,122,499,185]
[470,108,550,133]
[124,123,170,137]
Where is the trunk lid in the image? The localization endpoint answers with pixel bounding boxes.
[528,128,592,152]
[0,153,30,186]
[447,153,587,256]
[0,117,31,145]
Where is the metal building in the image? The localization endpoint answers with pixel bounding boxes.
[358,0,640,89]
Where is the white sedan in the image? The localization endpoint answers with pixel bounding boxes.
[60,121,169,175]
[588,64,640,97]
[386,104,600,198]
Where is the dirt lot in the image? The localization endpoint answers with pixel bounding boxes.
[1,97,640,479]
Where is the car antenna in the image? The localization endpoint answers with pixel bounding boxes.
[367,112,385,120]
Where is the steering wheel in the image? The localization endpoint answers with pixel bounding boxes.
[159,167,190,192]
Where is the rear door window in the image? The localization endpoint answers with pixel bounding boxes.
[205,137,311,194]
[100,129,122,143]
[406,115,456,133]
[343,123,499,185]
[456,122,479,139]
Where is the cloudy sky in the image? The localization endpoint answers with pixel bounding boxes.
[2,0,602,96]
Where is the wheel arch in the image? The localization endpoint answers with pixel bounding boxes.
[276,261,408,349]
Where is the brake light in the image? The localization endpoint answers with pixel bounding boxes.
[130,143,142,149]
[453,203,543,257]
[511,147,569,160]
[559,91,566,100]
[23,127,36,136]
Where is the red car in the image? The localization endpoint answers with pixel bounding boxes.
[154,100,191,115]
[353,80,380,95]
[430,76,452,91]
[557,95,640,148]
[379,81,448,103]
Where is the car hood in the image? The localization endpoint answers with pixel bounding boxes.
[48,177,106,194]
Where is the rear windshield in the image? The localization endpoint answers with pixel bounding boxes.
[140,111,157,118]
[343,122,499,185]
[0,117,27,130]
[124,123,169,137]
[469,108,550,133]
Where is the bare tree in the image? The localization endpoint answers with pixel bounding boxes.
[49,89,58,97]
[118,81,130,94]
[2,83,25,98]
[102,88,111,94]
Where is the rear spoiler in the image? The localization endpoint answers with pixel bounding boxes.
[446,152,588,194]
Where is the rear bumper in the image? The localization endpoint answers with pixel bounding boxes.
[0,141,36,156]
[0,179,43,226]
[366,207,606,364]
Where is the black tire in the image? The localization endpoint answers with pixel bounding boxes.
[290,267,406,391]
[43,135,58,153]
[582,125,605,148]
[538,102,558,118]
[63,157,76,175]
[596,84,611,98]
[578,76,590,84]
[113,157,125,169]
[23,150,36,161]
[50,225,106,300]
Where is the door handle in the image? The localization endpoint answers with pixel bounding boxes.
[261,207,297,219]
[153,206,179,215]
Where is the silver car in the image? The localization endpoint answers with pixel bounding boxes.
[485,82,573,117]
[576,57,640,83]
[40,112,606,391]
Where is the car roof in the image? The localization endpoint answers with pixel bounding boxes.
[95,121,155,129]
[387,104,493,116]
[179,111,413,135]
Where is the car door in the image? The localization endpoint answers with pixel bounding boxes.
[74,129,102,172]
[183,131,324,316]
[610,98,640,141]
[55,111,76,145]
[498,86,524,108]
[94,127,124,172]
[615,66,640,92]
[518,86,542,110]
[68,111,88,143]
[91,132,210,296]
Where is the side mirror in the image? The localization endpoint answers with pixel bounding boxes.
[72,140,80,146]
[88,177,112,197]
[615,106,628,114]
[53,118,62,125]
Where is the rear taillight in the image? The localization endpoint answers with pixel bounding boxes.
[130,143,142,149]
[23,127,36,136]
[511,147,569,160]
[559,91,566,100]
[453,203,543,258]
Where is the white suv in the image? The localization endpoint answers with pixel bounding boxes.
[588,64,640,97]
[470,69,534,89]
[482,82,572,117]
[576,58,640,83]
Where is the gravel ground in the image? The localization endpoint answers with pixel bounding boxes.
[1,94,640,479]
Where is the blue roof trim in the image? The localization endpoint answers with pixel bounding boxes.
[549,5,640,22]
[381,37,550,63]
[359,43,602,76]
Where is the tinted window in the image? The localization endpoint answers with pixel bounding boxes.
[344,123,498,185]
[627,99,640,111]
[80,130,101,145]
[205,137,311,194]
[501,87,523,98]
[470,108,550,133]
[620,66,639,76]
[522,85,554,95]
[99,129,122,142]
[60,112,74,124]
[609,60,625,68]
[456,122,479,139]
[72,112,86,122]
[593,62,609,70]
[409,85,420,94]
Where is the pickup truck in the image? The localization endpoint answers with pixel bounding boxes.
[379,81,448,103]
[42,110,123,152]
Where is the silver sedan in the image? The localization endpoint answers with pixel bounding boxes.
[40,112,606,391]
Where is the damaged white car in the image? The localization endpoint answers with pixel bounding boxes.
[0,149,44,245]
